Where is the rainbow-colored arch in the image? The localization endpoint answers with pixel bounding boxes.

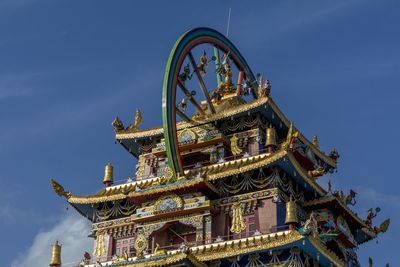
[162,27,257,177]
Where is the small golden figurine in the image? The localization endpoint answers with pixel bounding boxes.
[128,108,142,131]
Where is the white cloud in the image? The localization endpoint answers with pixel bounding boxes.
[356,186,400,209]
[11,213,93,267]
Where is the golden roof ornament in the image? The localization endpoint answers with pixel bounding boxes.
[51,179,71,199]
[49,241,61,266]
[374,218,390,234]
[285,197,298,225]
[103,163,114,186]
[134,233,148,259]
[128,108,142,131]
[329,147,340,161]
[230,202,246,234]
[308,167,325,178]
[257,75,263,92]
[153,243,167,256]
[265,124,277,149]
[264,79,271,96]
[163,166,174,182]
[93,232,106,257]
[230,134,242,156]
[112,116,124,132]
[312,135,320,148]
[282,122,299,150]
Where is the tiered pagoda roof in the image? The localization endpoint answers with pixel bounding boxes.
[50,27,389,267]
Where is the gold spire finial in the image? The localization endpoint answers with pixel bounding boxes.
[312,135,319,148]
[103,163,114,186]
[49,241,61,266]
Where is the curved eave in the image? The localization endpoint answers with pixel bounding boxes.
[115,96,270,140]
[191,230,303,261]
[108,252,206,267]
[302,196,369,229]
[267,98,337,169]
[200,149,326,196]
[115,96,336,169]
[189,230,345,267]
[66,177,215,205]
[302,195,377,243]
[54,149,325,207]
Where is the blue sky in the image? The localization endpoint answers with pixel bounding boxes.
[0,0,399,266]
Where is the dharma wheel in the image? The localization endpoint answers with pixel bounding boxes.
[162,27,260,177]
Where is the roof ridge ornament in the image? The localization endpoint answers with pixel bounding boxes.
[51,179,71,199]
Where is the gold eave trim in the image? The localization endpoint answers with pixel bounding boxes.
[189,230,303,261]
[115,96,336,169]
[111,252,206,267]
[68,178,205,204]
[115,97,270,140]
[204,150,286,181]
[66,150,325,204]
[202,149,325,196]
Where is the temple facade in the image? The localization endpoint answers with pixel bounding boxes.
[50,27,389,267]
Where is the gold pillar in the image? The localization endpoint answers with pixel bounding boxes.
[49,241,61,267]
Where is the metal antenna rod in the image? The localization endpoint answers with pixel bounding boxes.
[226,7,232,37]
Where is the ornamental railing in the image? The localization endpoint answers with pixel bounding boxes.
[109,146,275,186]
[79,225,289,267]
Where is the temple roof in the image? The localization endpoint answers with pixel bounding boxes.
[52,146,327,210]
[87,230,346,267]
[106,251,206,267]
[115,95,337,170]
[302,195,377,243]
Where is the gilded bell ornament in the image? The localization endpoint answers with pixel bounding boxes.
[285,198,298,224]
[49,241,61,266]
[265,125,277,148]
[103,163,114,186]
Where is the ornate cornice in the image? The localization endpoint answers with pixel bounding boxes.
[115,97,270,140]
[62,149,325,205]
[68,178,205,204]
[110,252,206,267]
[213,188,278,207]
[203,150,286,181]
[115,96,336,170]
[190,230,303,261]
